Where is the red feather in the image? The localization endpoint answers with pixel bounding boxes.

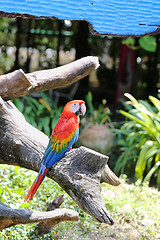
[24,100,86,201]
[24,168,48,201]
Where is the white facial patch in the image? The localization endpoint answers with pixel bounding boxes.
[81,103,86,115]
[71,102,79,113]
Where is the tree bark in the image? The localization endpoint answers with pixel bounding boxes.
[37,194,68,234]
[0,56,120,232]
[75,21,90,99]
[0,196,79,232]
[0,97,120,230]
[0,56,99,101]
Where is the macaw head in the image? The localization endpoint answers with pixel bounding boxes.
[63,100,86,116]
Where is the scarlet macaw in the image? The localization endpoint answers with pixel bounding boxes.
[25,100,86,201]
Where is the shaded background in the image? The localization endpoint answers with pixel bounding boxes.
[1,17,160,108]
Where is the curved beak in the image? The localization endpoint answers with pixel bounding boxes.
[75,103,86,116]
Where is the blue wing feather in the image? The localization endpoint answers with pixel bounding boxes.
[42,127,79,169]
[25,121,80,201]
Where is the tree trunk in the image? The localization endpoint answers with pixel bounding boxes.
[0,97,120,231]
[0,57,120,233]
[0,195,79,233]
[75,21,90,99]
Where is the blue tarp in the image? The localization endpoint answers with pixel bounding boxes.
[1,0,160,36]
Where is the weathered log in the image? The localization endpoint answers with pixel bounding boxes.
[0,96,120,229]
[37,194,66,234]
[0,196,79,231]
[0,56,99,101]
[49,147,119,224]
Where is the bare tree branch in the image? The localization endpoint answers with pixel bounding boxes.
[37,194,69,234]
[0,198,79,232]
[0,97,120,229]
[0,56,99,100]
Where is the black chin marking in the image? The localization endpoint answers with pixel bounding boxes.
[75,109,82,116]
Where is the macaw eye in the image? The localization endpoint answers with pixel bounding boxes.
[71,102,79,113]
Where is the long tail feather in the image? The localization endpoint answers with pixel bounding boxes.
[24,168,48,201]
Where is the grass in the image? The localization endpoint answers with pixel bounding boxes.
[0,165,160,240]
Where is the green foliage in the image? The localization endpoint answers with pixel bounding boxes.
[0,18,15,46]
[139,36,157,52]
[13,92,63,136]
[122,35,157,52]
[122,37,139,50]
[0,167,160,239]
[102,177,160,240]
[0,49,14,73]
[0,164,102,239]
[85,92,111,125]
[114,93,160,186]
[0,18,16,73]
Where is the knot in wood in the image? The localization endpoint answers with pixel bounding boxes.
[14,139,23,146]
[73,173,83,180]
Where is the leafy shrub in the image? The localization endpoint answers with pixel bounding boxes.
[114,93,160,186]
[13,92,63,136]
[77,92,113,155]
[122,35,157,52]
[85,92,111,125]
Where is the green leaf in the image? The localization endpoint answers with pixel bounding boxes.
[127,131,144,146]
[25,106,32,115]
[37,122,43,131]
[144,161,160,183]
[87,91,93,102]
[114,144,138,174]
[30,118,37,128]
[51,118,58,130]
[14,99,24,112]
[157,169,160,186]
[149,96,160,112]
[146,146,160,162]
[19,202,32,208]
[120,110,147,128]
[124,94,154,126]
[122,37,135,46]
[15,187,24,195]
[135,140,154,179]
[86,92,94,117]
[122,37,139,50]
[0,192,7,203]
[139,36,157,52]
[43,117,51,136]
[114,153,126,173]
[124,93,139,106]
